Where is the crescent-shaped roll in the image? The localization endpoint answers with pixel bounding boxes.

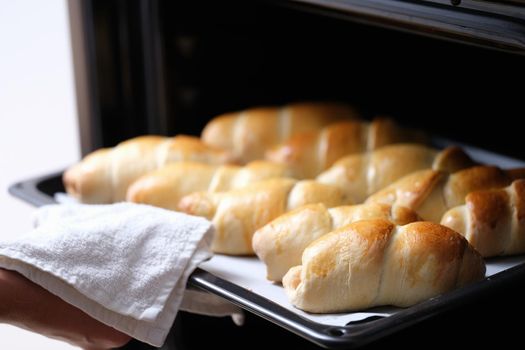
[441,179,525,257]
[282,219,485,313]
[316,144,475,203]
[252,202,420,281]
[266,119,427,179]
[201,101,359,163]
[126,160,291,211]
[178,178,350,255]
[63,135,234,204]
[365,165,525,223]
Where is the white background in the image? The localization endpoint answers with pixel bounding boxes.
[0,0,80,348]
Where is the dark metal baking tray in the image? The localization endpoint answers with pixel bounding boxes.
[8,141,525,349]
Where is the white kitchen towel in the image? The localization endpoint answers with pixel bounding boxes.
[180,289,244,326]
[0,202,217,347]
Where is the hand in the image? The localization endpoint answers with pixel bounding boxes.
[0,268,131,349]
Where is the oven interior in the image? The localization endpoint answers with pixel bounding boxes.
[81,0,524,158]
[61,1,525,349]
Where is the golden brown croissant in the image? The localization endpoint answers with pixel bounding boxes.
[265,118,428,179]
[126,160,291,211]
[283,219,485,313]
[365,165,525,223]
[441,179,525,257]
[63,135,234,204]
[316,144,476,203]
[201,101,358,163]
[252,202,420,282]
[178,178,350,255]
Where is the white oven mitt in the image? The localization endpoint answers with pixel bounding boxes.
[0,202,242,347]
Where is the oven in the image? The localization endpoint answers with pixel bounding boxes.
[11,0,525,349]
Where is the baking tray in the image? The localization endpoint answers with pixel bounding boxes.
[8,140,525,349]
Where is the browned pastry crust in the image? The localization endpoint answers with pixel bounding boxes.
[365,165,524,222]
[177,178,350,255]
[265,118,428,179]
[126,160,291,211]
[441,179,525,257]
[252,202,421,281]
[63,135,234,203]
[316,144,475,203]
[282,219,485,313]
[201,101,358,164]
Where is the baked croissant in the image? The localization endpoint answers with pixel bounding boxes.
[365,165,525,223]
[441,179,525,257]
[63,135,234,204]
[178,178,350,255]
[127,160,291,211]
[201,101,358,163]
[252,202,420,282]
[283,219,485,313]
[266,118,427,179]
[316,144,475,203]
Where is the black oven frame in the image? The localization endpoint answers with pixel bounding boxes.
[18,0,523,348]
[67,0,525,157]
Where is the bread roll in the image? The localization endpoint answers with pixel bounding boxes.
[365,165,524,222]
[283,219,485,313]
[317,144,475,203]
[63,135,233,203]
[441,179,525,257]
[178,178,350,255]
[253,202,420,281]
[126,160,291,211]
[202,102,358,163]
[266,118,427,179]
